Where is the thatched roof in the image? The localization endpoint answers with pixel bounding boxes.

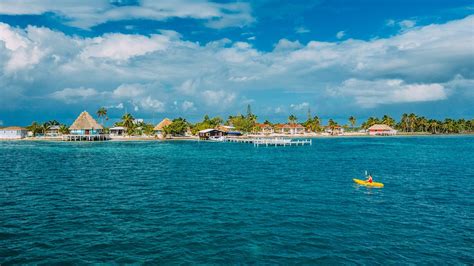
[69,111,103,130]
[154,118,172,130]
[368,124,395,131]
[2,126,27,130]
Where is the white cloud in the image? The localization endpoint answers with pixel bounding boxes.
[81,34,170,60]
[336,31,345,39]
[336,79,447,107]
[202,90,236,106]
[290,102,310,111]
[295,26,310,34]
[0,15,473,117]
[50,87,99,103]
[112,84,145,98]
[399,19,416,30]
[181,101,195,111]
[0,0,254,29]
[138,96,165,112]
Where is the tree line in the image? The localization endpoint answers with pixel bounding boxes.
[26,106,473,137]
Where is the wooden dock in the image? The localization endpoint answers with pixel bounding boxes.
[62,134,110,141]
[225,137,312,147]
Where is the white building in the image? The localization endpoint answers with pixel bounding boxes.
[0,126,28,139]
[109,126,126,136]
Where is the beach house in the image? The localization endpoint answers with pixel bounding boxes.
[368,124,397,136]
[154,118,172,137]
[45,125,60,136]
[254,123,274,135]
[198,129,226,140]
[325,125,344,135]
[109,126,126,136]
[275,124,305,135]
[217,125,242,137]
[0,126,28,139]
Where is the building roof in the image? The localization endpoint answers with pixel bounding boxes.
[255,123,272,128]
[1,126,27,130]
[69,111,103,130]
[368,124,395,131]
[199,128,222,134]
[275,123,304,129]
[154,118,172,130]
[110,126,125,130]
[49,125,60,130]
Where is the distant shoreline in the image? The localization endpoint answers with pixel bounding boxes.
[1,132,473,142]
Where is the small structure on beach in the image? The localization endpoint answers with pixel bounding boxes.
[254,123,274,135]
[368,124,397,136]
[217,125,242,137]
[63,111,108,141]
[46,125,60,136]
[0,126,28,139]
[275,124,305,135]
[154,118,172,137]
[109,126,126,136]
[198,129,226,140]
[325,125,344,135]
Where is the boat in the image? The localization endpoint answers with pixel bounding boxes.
[353,178,384,188]
[208,136,226,142]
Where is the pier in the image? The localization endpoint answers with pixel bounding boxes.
[224,137,312,147]
[62,134,110,141]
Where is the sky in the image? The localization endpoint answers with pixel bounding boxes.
[0,0,473,126]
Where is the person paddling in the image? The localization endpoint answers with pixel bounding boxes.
[366,173,373,183]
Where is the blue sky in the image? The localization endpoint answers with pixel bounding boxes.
[0,0,473,126]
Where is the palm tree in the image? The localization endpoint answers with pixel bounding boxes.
[27,122,42,137]
[381,115,395,127]
[59,124,70,135]
[408,113,417,132]
[348,116,356,130]
[400,113,409,132]
[47,120,60,126]
[97,107,108,127]
[121,113,135,135]
[288,114,298,124]
[41,122,51,136]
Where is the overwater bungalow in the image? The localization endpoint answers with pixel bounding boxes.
[0,126,28,139]
[154,118,172,137]
[368,124,397,136]
[63,111,109,141]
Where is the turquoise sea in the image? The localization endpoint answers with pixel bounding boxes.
[1,136,473,264]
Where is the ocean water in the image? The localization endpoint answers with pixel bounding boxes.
[0,136,473,264]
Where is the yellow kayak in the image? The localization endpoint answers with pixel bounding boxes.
[353,178,384,188]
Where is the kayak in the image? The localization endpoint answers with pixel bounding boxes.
[353,178,384,188]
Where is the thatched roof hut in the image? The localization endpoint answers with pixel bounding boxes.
[69,111,103,130]
[154,118,172,131]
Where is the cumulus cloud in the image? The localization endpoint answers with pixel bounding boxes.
[81,34,170,60]
[112,84,145,98]
[291,102,310,111]
[336,31,345,39]
[336,79,447,107]
[50,87,99,103]
[181,101,195,112]
[0,15,473,119]
[0,0,254,29]
[295,26,310,34]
